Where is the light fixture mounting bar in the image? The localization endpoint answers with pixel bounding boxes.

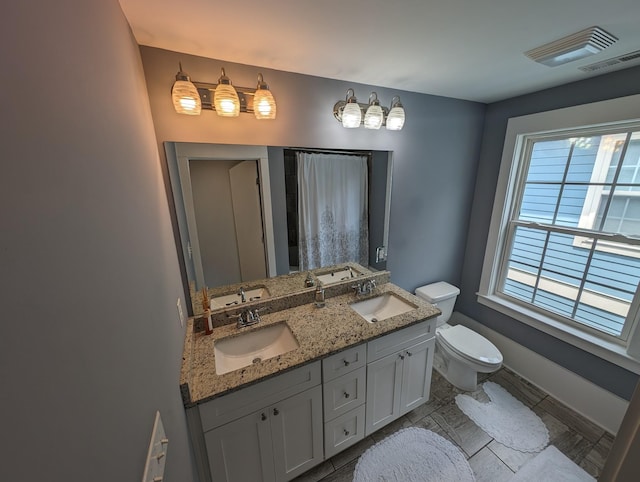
[193,81,258,114]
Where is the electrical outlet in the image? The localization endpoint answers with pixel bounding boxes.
[176,297,185,328]
[142,411,168,482]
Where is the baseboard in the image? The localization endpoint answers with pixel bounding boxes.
[451,311,629,435]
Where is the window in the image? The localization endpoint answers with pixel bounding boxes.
[479,95,640,372]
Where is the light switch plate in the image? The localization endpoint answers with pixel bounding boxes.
[142,411,168,482]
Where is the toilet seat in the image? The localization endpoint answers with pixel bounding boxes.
[437,325,502,368]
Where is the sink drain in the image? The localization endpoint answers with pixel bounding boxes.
[252,357,262,364]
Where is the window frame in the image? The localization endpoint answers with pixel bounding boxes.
[478,94,640,374]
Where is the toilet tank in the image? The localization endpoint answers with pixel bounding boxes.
[415,281,460,325]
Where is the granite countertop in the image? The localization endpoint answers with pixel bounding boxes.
[180,282,441,407]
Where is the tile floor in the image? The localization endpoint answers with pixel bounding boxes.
[293,368,614,482]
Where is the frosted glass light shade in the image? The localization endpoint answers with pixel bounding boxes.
[253,89,276,119]
[386,106,405,130]
[172,80,202,115]
[342,102,362,128]
[172,63,202,117]
[214,83,240,117]
[364,104,383,129]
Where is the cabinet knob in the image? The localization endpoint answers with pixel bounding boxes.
[343,392,350,398]
[273,408,279,416]
[261,413,267,421]
[406,351,412,357]
[399,354,405,360]
[343,429,350,436]
[343,359,350,366]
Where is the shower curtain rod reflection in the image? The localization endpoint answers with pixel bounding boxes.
[288,147,372,157]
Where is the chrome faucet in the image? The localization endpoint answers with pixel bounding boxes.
[238,287,246,303]
[235,308,263,328]
[352,279,376,296]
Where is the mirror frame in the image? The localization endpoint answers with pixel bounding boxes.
[165,142,393,313]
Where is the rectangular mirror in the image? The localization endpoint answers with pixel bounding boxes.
[164,142,393,311]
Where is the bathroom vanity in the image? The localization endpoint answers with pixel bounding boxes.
[180,265,440,482]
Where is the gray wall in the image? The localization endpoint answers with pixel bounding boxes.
[0,2,195,482]
[139,46,486,295]
[369,151,390,270]
[458,65,640,400]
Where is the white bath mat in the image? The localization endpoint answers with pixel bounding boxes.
[455,381,549,452]
[511,445,595,481]
[353,427,475,482]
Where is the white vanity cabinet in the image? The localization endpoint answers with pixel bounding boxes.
[365,320,435,435]
[198,362,323,482]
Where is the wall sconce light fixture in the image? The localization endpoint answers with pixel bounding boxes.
[363,92,384,130]
[171,63,277,120]
[253,74,277,120]
[333,89,405,130]
[171,63,202,115]
[213,68,240,117]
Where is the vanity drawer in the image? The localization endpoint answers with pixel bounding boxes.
[199,361,321,432]
[324,405,366,458]
[367,319,434,362]
[323,366,366,420]
[322,343,367,381]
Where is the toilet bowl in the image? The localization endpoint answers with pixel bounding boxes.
[415,281,503,391]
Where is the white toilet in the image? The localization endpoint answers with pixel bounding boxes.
[415,281,503,391]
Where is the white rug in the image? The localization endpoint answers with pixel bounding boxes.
[511,445,595,481]
[455,381,549,452]
[353,427,475,482]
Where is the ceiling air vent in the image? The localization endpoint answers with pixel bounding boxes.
[524,26,618,67]
[579,50,640,73]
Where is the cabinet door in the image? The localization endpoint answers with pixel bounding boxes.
[270,385,323,482]
[365,352,403,436]
[400,339,434,415]
[204,409,275,482]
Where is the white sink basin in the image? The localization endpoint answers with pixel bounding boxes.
[316,266,362,286]
[209,287,270,310]
[350,292,417,323]
[213,322,299,375]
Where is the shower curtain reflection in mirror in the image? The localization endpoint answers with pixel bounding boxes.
[296,152,369,270]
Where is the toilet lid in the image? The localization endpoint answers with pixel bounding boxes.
[437,325,503,365]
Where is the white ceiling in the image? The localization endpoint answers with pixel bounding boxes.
[118,0,640,103]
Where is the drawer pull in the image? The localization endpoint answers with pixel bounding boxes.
[343,359,350,367]
[273,408,279,416]
[399,353,405,360]
[343,429,350,436]
[261,413,267,421]
[343,391,350,398]
[406,351,413,357]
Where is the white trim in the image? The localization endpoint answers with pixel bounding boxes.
[479,94,640,369]
[477,294,640,374]
[451,312,629,435]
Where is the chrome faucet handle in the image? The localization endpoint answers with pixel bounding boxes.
[248,309,260,323]
[234,312,246,328]
[237,287,247,303]
[244,307,266,325]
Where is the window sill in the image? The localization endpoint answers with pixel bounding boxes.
[477,293,640,375]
